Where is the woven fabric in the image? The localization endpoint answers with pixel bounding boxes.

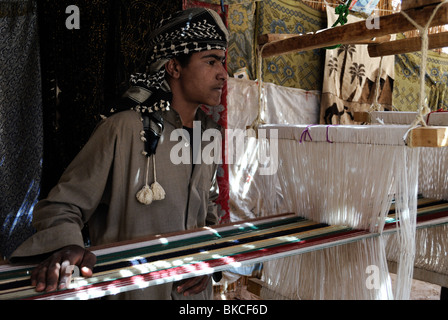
[319,6,395,124]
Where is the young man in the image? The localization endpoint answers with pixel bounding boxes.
[10,8,229,300]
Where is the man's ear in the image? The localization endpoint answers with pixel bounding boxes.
[165,58,181,79]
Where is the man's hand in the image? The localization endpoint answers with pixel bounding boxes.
[176,275,211,297]
[30,245,97,292]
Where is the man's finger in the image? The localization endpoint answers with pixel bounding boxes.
[32,265,49,292]
[80,250,97,277]
[58,260,74,290]
[44,259,62,292]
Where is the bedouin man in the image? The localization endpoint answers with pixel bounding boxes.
[10,7,229,300]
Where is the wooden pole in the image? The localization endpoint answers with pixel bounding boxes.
[259,3,448,58]
[401,0,444,11]
[368,32,448,57]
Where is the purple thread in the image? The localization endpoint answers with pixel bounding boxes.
[299,125,315,143]
[326,125,336,143]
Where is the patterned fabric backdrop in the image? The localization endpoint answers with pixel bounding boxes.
[393,47,448,111]
[226,0,257,80]
[256,0,326,90]
[0,0,42,258]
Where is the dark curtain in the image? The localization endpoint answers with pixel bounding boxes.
[38,0,181,198]
[0,0,43,258]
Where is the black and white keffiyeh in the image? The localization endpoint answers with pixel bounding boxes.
[119,8,229,115]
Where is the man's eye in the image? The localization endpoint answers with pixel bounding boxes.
[207,59,225,66]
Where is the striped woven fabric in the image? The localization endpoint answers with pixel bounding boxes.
[1,198,447,300]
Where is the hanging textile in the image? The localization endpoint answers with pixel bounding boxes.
[226,0,257,80]
[0,0,42,258]
[319,6,395,124]
[256,0,326,90]
[393,46,448,111]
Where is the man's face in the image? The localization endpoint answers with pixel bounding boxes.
[177,49,227,108]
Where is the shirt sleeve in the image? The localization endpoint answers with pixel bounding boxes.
[206,167,220,226]
[9,117,119,260]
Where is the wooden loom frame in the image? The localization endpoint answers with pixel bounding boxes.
[0,214,378,300]
[257,0,448,147]
[1,203,448,300]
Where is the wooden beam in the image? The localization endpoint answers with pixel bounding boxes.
[258,33,391,46]
[259,3,448,58]
[401,0,444,11]
[368,32,448,57]
[353,111,371,123]
[257,33,300,45]
[388,261,448,287]
[407,126,448,147]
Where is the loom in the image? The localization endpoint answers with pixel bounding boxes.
[249,124,421,299]
[246,0,448,300]
[351,110,448,292]
[1,199,448,300]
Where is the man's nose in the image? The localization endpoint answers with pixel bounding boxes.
[217,64,228,81]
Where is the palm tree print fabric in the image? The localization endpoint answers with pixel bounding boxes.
[319,7,395,124]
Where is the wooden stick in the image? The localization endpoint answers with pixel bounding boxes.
[408,126,448,147]
[259,3,448,58]
[368,32,448,57]
[258,33,391,46]
[401,0,444,11]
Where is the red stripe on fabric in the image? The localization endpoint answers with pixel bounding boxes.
[26,228,368,300]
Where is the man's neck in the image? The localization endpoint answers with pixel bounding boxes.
[171,104,198,128]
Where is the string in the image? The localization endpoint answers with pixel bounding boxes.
[299,125,316,143]
[144,156,150,187]
[326,125,336,143]
[370,56,384,112]
[400,0,448,130]
[250,42,269,131]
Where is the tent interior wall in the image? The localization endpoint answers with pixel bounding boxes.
[1,0,448,300]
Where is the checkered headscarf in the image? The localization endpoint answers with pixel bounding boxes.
[118,8,229,115]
